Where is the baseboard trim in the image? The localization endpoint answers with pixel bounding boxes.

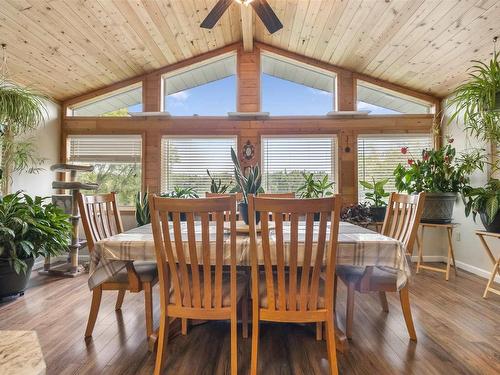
[410,255,499,283]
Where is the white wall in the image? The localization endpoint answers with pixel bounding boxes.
[443,104,499,280]
[11,99,60,196]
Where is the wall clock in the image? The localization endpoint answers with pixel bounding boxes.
[242,140,255,160]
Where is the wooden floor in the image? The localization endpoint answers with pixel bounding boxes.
[1,264,499,375]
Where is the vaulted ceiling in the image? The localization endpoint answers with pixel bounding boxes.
[1,0,498,101]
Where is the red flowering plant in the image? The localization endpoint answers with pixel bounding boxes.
[394,138,485,194]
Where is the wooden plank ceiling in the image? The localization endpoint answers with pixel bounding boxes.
[0,0,498,101]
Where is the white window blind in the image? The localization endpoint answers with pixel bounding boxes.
[161,137,237,194]
[357,134,432,201]
[261,136,337,193]
[67,135,142,163]
[66,135,142,206]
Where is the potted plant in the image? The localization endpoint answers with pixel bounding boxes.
[394,139,484,223]
[359,178,390,222]
[207,169,232,194]
[0,80,48,195]
[135,191,150,226]
[0,192,72,298]
[296,172,335,221]
[161,187,199,221]
[340,202,373,226]
[231,147,263,225]
[462,179,500,233]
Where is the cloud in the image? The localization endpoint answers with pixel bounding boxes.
[169,90,190,101]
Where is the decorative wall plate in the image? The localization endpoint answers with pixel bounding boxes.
[242,140,255,160]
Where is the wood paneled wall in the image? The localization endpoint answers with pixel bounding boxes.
[62,43,437,205]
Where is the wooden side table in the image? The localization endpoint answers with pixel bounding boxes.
[416,223,457,281]
[475,231,500,298]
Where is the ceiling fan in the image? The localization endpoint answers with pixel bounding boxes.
[200,0,283,34]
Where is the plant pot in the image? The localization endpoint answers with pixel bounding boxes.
[420,192,456,224]
[370,206,387,222]
[0,257,34,299]
[168,212,187,221]
[239,202,260,225]
[480,212,500,233]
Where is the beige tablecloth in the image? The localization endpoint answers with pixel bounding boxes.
[88,221,411,290]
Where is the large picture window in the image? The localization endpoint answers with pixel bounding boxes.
[66,135,142,206]
[163,54,236,116]
[261,54,336,115]
[357,134,432,201]
[161,137,237,194]
[357,80,434,115]
[261,136,337,194]
[69,83,142,117]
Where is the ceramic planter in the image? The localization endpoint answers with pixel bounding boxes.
[0,257,34,299]
[239,202,260,225]
[370,206,387,222]
[420,192,456,224]
[480,212,500,233]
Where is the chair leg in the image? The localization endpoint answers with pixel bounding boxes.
[316,322,323,340]
[181,318,188,335]
[85,286,103,338]
[144,282,154,341]
[242,288,249,339]
[250,312,259,375]
[154,312,170,375]
[379,291,389,312]
[115,289,126,311]
[346,282,355,339]
[399,286,417,341]
[325,315,339,375]
[231,309,238,375]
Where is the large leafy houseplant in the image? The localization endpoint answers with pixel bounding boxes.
[462,179,500,232]
[230,147,263,224]
[394,140,485,223]
[0,80,48,195]
[0,192,71,298]
[296,172,334,198]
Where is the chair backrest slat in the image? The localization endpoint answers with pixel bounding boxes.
[77,192,123,253]
[260,192,295,221]
[381,192,426,253]
[149,195,237,311]
[249,195,341,313]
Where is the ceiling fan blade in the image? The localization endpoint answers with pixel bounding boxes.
[251,0,283,34]
[200,0,234,29]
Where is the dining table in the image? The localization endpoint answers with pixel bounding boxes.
[88,220,411,352]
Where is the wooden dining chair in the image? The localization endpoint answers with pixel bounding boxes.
[248,194,341,375]
[259,192,295,221]
[149,194,249,375]
[336,192,426,341]
[78,192,158,344]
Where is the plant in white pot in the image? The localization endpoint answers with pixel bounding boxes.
[0,192,71,299]
[394,139,485,223]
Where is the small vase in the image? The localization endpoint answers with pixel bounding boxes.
[239,202,260,225]
[370,206,387,222]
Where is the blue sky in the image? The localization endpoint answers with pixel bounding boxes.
[129,74,397,115]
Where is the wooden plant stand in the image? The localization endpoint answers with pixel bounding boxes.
[475,231,500,298]
[39,164,98,278]
[416,222,457,281]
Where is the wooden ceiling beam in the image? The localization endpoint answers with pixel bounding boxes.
[241,4,254,52]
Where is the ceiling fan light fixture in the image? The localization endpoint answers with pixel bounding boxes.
[235,0,254,6]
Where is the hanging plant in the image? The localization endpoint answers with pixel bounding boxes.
[446,45,500,144]
[0,44,48,194]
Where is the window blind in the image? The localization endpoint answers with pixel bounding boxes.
[67,135,142,163]
[357,134,432,200]
[261,136,337,193]
[161,137,237,194]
